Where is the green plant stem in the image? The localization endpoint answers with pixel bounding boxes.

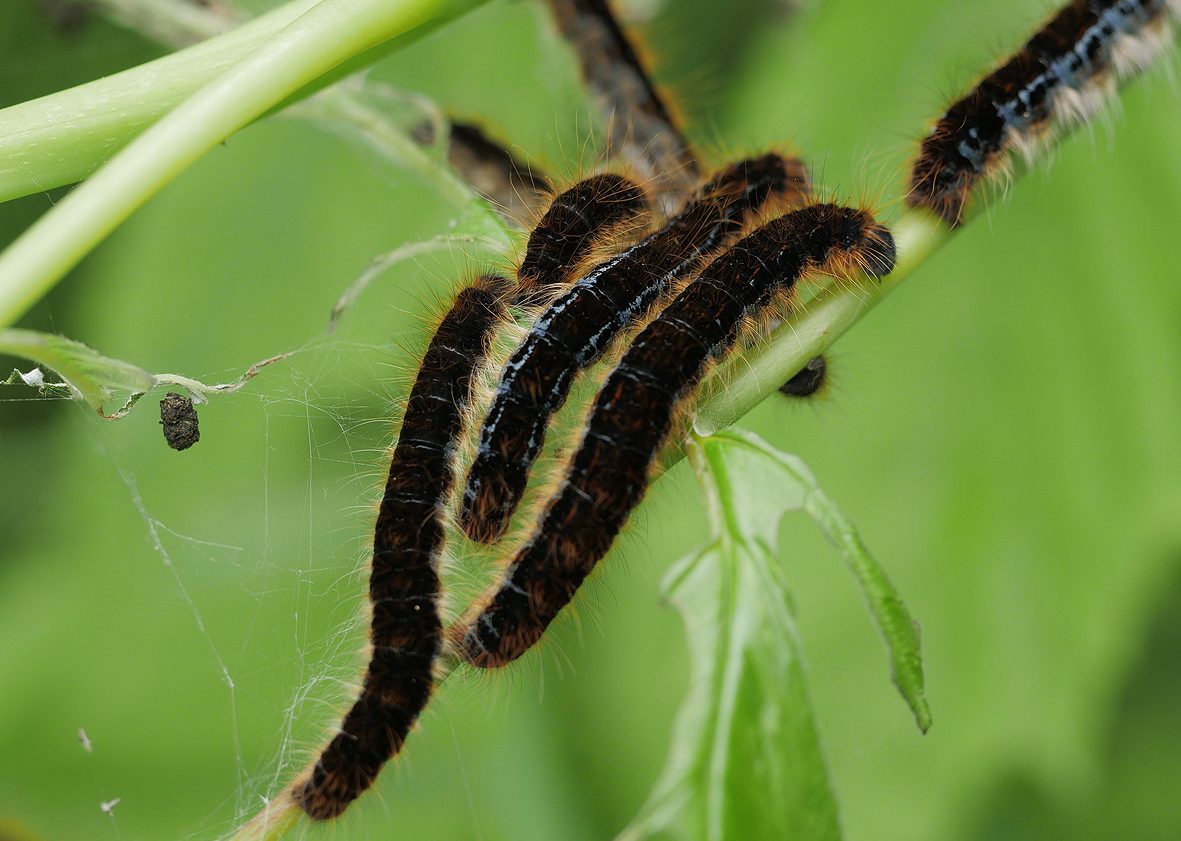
[0,0,491,329]
[694,210,949,435]
[0,0,491,207]
[0,0,318,203]
[88,1,507,226]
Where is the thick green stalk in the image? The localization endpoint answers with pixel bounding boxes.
[0,0,492,207]
[0,0,491,328]
[0,0,318,203]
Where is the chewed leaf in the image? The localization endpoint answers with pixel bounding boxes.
[801,478,932,733]
[619,428,931,841]
[705,428,931,732]
[0,328,287,419]
[2,366,73,399]
[0,328,154,415]
[618,437,842,841]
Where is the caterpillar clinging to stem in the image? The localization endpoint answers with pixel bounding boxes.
[452,204,896,668]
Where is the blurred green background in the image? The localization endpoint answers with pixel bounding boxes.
[2,0,1180,839]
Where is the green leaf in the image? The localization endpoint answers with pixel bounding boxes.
[0,328,154,416]
[707,428,931,732]
[0,327,285,418]
[618,435,842,841]
[619,428,930,841]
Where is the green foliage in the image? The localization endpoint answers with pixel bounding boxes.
[0,0,495,327]
[619,429,926,841]
[0,327,285,417]
[0,1,1179,840]
[0,0,317,203]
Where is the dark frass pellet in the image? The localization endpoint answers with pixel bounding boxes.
[159,392,200,451]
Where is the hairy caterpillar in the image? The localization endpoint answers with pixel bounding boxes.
[460,154,808,542]
[514,172,650,305]
[909,0,1180,225]
[544,0,700,209]
[452,204,896,668]
[779,355,828,399]
[458,153,809,545]
[292,170,654,818]
[446,121,553,219]
[292,274,512,819]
